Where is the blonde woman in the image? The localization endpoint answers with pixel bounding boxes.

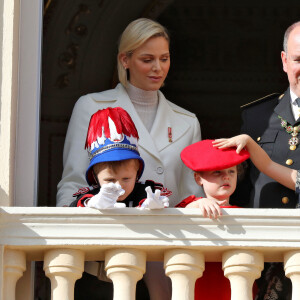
[57,18,202,300]
[57,18,201,208]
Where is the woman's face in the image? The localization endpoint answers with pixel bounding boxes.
[120,36,170,91]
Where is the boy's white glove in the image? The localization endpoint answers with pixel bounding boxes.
[86,182,126,209]
[141,186,169,209]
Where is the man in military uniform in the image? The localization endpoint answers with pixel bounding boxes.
[240,21,300,209]
[240,90,300,208]
[236,21,300,300]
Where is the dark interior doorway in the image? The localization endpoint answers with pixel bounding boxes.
[158,0,295,139]
[39,0,298,209]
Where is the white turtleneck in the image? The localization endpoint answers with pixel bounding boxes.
[126,83,158,132]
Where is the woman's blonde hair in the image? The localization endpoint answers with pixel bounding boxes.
[117,18,170,87]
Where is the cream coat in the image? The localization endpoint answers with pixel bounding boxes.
[57,84,202,207]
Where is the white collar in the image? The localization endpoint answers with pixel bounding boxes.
[290,88,299,104]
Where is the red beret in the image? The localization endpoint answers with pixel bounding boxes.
[181,139,250,172]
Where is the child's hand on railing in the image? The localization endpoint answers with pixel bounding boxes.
[140,186,169,209]
[186,198,227,219]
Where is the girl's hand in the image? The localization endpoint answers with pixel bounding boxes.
[186,198,227,219]
[212,134,250,154]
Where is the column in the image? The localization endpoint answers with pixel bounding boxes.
[3,249,26,300]
[222,250,263,300]
[284,250,300,300]
[0,0,20,206]
[105,248,146,300]
[44,249,84,300]
[164,249,204,300]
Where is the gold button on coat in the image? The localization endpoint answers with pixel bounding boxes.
[286,159,293,165]
[257,137,261,142]
[282,197,289,204]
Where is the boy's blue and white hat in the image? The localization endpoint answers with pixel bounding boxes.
[85,107,144,185]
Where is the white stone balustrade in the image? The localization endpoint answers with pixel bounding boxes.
[1,207,300,300]
[164,249,204,300]
[3,249,26,300]
[44,249,84,300]
[223,250,264,300]
[285,251,300,300]
[105,248,146,300]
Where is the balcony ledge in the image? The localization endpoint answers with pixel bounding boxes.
[1,207,299,262]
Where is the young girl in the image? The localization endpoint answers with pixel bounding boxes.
[213,134,299,196]
[176,139,249,218]
[175,140,257,300]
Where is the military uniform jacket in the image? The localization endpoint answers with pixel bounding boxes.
[240,89,300,208]
[57,83,202,207]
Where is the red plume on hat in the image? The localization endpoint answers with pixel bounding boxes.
[84,107,144,186]
[85,107,139,149]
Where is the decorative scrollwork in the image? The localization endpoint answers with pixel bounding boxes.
[55,3,92,88]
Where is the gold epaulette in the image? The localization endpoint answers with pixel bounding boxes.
[240,93,282,109]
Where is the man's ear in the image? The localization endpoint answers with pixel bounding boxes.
[194,172,203,186]
[281,51,288,73]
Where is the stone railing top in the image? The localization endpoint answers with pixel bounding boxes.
[0,207,300,261]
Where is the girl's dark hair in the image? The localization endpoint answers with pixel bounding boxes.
[237,160,248,182]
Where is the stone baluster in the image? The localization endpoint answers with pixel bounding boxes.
[164,249,204,300]
[105,248,146,300]
[44,249,84,300]
[284,251,300,300]
[222,250,263,300]
[3,249,26,300]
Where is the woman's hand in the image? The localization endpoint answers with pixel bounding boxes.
[186,198,227,219]
[212,134,250,154]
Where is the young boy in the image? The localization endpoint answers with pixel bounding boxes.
[176,139,250,218]
[70,107,170,209]
[70,107,170,300]
[175,139,252,300]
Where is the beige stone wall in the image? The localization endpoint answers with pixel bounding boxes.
[0,0,19,206]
